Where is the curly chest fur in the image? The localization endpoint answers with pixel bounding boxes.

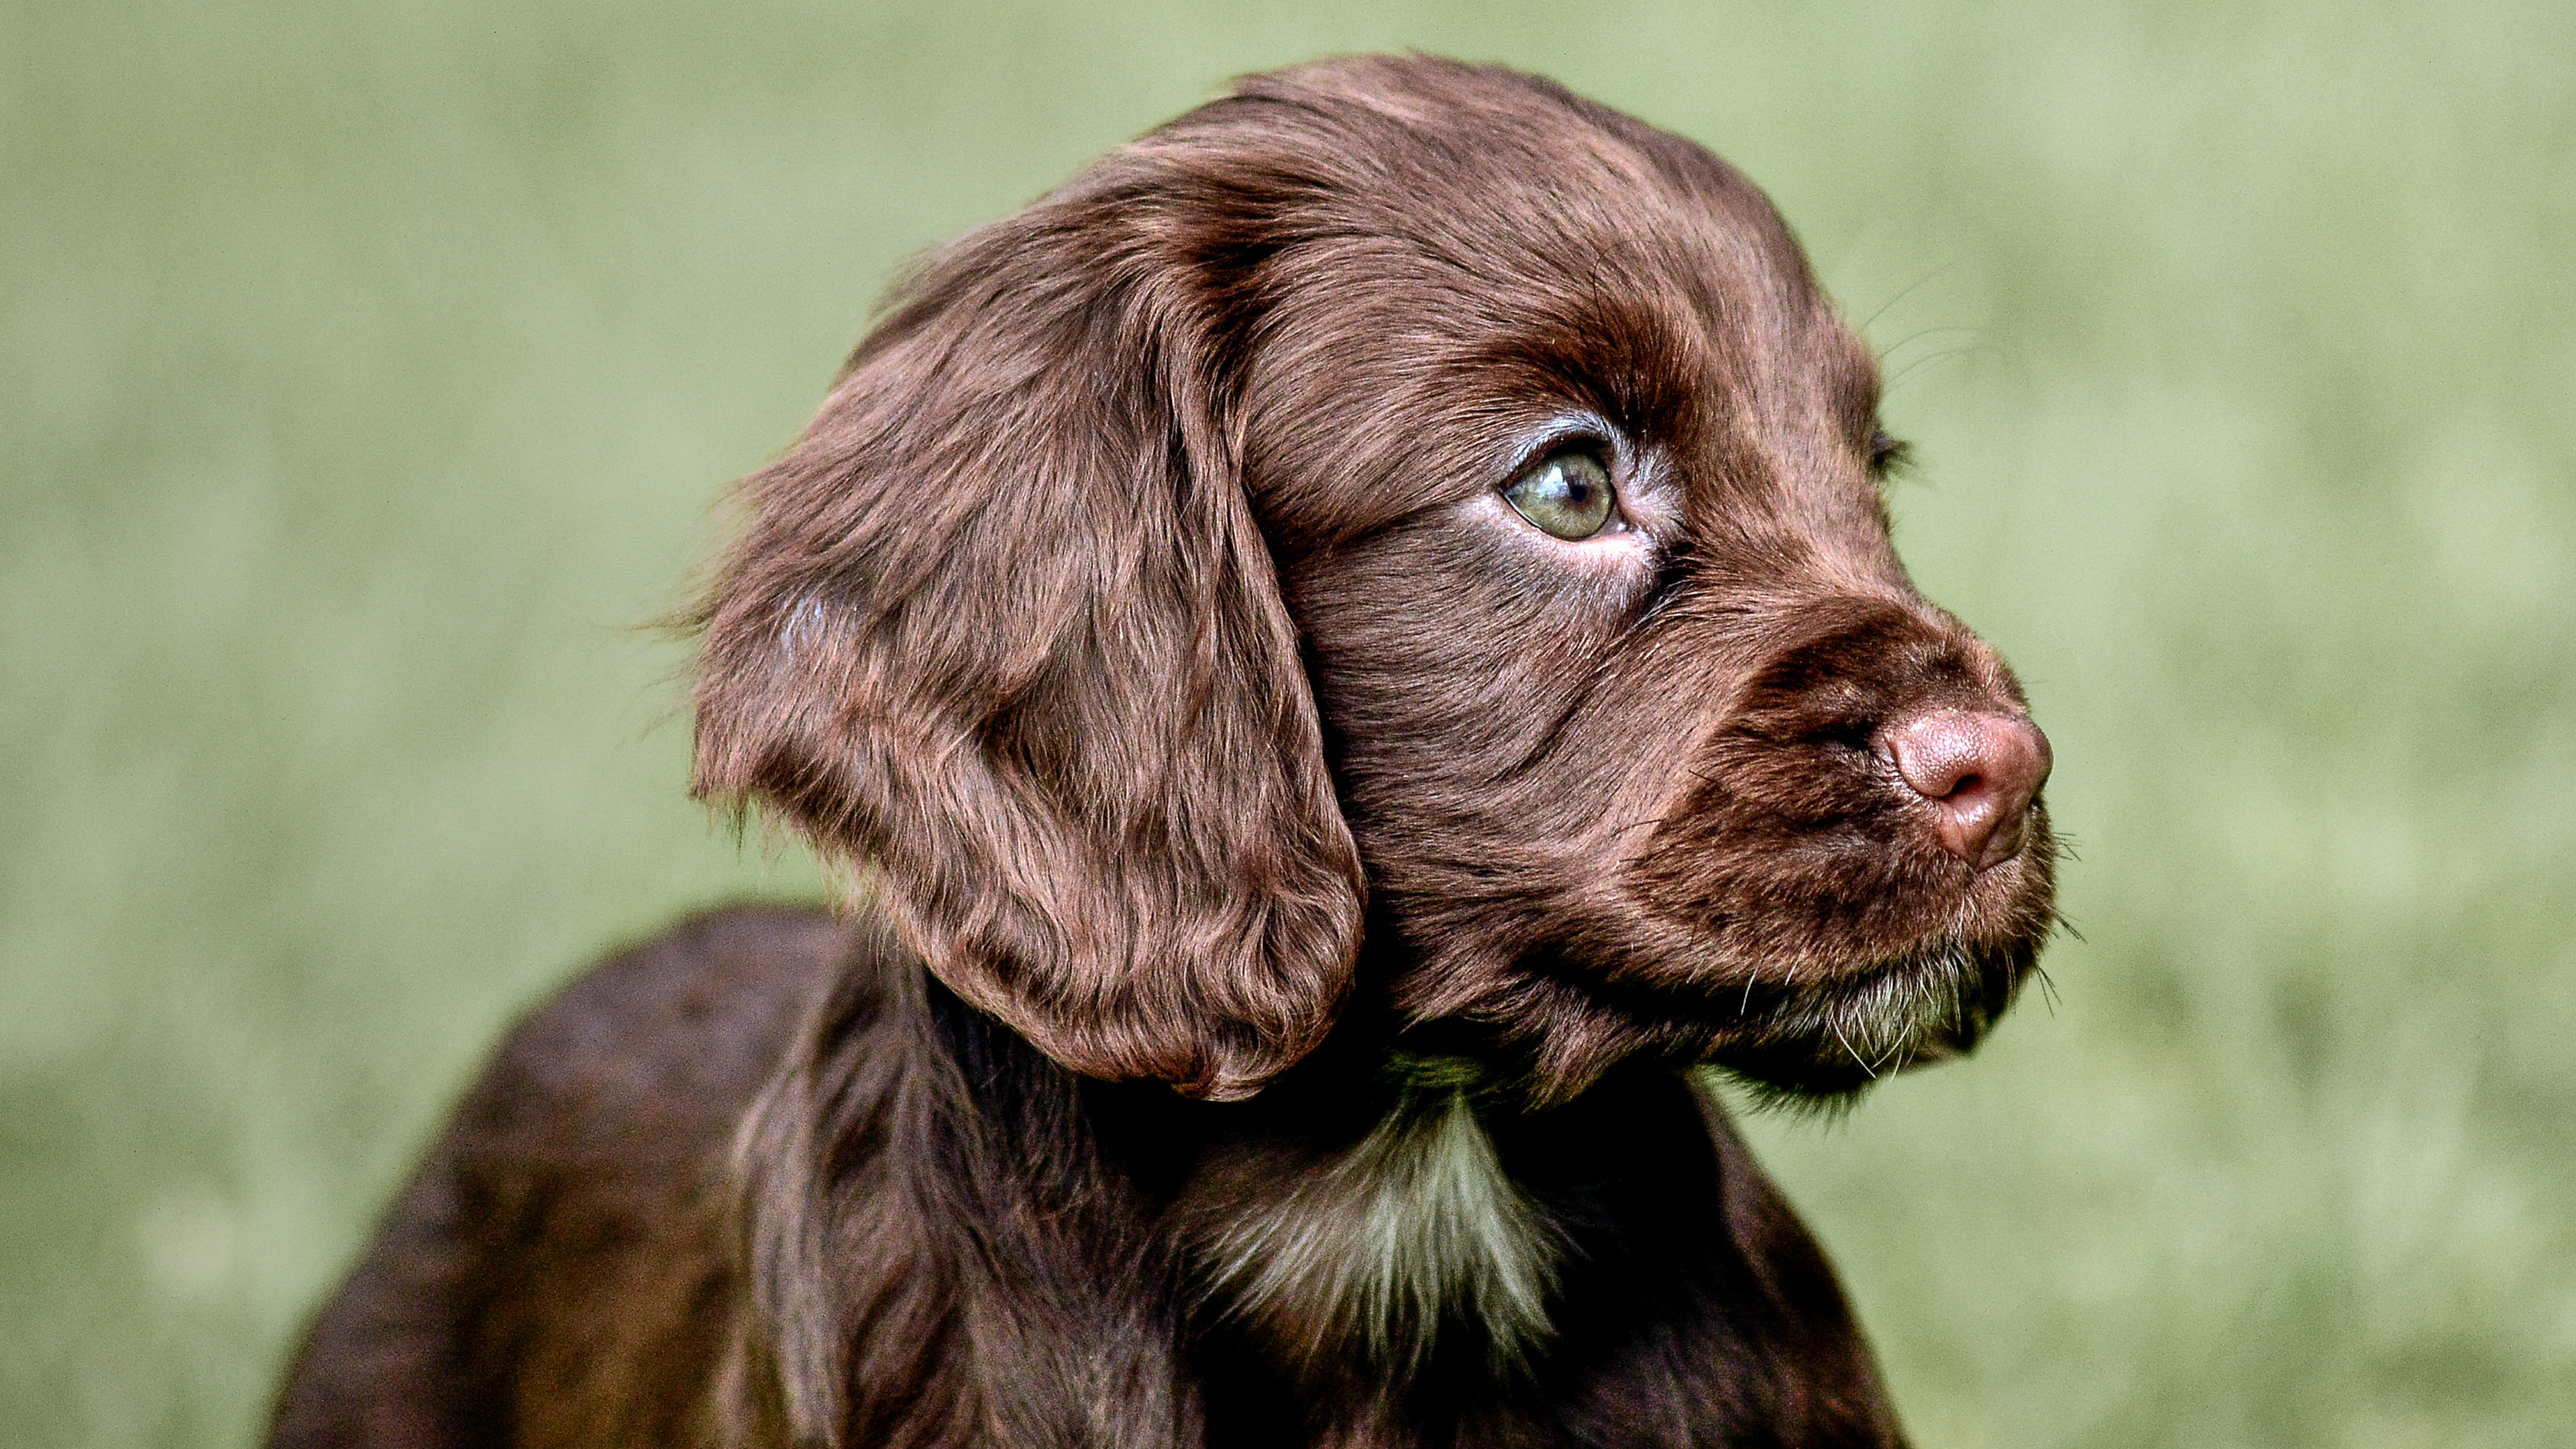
[1187,1069,1560,1378]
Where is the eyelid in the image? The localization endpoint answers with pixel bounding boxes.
[1499,421,1617,481]
[1497,416,1638,510]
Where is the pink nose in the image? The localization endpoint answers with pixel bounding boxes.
[1880,708,2052,869]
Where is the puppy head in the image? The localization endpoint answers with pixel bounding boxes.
[695,55,2056,1104]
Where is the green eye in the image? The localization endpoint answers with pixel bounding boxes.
[1501,449,1617,540]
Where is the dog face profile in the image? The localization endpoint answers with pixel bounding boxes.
[694,55,2053,1109]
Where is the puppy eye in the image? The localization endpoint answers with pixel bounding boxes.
[1501,449,1617,540]
[1868,429,1913,477]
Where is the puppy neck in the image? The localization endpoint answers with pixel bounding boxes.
[1187,1051,1560,1383]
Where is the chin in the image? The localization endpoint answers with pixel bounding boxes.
[1393,822,2061,1108]
[1707,936,2046,1106]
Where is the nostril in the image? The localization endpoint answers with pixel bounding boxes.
[1878,708,2051,869]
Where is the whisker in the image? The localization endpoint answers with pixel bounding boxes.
[1885,344,1982,394]
[1829,1021,1876,1080]
[1856,261,1965,338]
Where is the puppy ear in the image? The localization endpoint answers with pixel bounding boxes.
[693,192,1364,1100]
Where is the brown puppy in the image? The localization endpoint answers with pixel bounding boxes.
[273,54,2055,1448]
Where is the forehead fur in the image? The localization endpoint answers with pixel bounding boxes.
[1099,56,1882,543]
[1211,56,1812,299]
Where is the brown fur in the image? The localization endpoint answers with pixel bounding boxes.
[274,55,2057,1448]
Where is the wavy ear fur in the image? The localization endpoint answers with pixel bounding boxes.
[692,160,1364,1101]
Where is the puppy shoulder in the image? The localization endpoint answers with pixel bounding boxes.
[459,902,870,1157]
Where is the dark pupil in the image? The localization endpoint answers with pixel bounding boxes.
[1542,462,1596,509]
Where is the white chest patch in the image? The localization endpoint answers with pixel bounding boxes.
[1196,1075,1559,1371]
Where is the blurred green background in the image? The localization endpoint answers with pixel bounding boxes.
[5,1,2571,1444]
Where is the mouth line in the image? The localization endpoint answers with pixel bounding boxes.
[1450,926,2044,1106]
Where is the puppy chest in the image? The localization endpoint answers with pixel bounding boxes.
[1190,1087,1560,1373]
